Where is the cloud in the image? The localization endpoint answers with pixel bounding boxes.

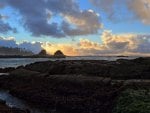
[0,4,16,33]
[0,14,9,20]
[0,36,43,53]
[42,42,78,56]
[127,0,150,24]
[80,31,150,56]
[19,42,43,54]
[89,0,114,17]
[46,0,79,15]
[0,20,17,33]
[89,0,150,24]
[4,0,65,37]
[3,0,102,37]
[0,2,5,9]
[42,31,150,56]
[1,32,150,56]
[78,39,101,49]
[62,10,102,36]
[0,37,18,48]
[101,30,137,50]
[131,35,150,53]
[89,0,130,21]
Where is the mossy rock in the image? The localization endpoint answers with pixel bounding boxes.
[113,88,150,113]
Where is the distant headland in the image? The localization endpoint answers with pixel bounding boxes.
[0,49,66,58]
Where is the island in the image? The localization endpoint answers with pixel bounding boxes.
[0,49,66,58]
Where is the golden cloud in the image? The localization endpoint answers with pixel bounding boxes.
[42,30,150,56]
[128,0,150,24]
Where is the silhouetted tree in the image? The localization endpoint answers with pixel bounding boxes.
[38,49,47,56]
[0,46,33,56]
[54,50,65,57]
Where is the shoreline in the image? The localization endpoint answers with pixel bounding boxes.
[0,99,29,113]
[0,57,149,113]
[0,55,66,58]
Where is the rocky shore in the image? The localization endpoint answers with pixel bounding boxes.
[0,57,149,113]
[22,57,150,79]
[0,99,29,113]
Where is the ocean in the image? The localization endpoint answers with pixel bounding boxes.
[0,56,138,68]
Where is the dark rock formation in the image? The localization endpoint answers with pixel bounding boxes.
[0,57,150,113]
[0,74,121,113]
[0,67,15,73]
[22,58,150,79]
[10,68,40,77]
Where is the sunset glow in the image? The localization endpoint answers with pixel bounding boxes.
[0,0,150,56]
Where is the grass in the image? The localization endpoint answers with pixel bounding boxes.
[113,88,150,113]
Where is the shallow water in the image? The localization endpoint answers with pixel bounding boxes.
[0,58,52,68]
[66,56,138,61]
[0,56,138,68]
[0,90,54,113]
[0,73,9,76]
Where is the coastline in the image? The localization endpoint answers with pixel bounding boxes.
[0,57,149,113]
[0,55,66,58]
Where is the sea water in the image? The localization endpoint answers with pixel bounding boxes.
[0,56,138,68]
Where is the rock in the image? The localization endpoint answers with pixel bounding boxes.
[103,78,111,85]
[0,67,15,73]
[0,100,28,113]
[11,107,30,113]
[6,74,120,113]
[0,57,150,113]
[10,68,40,77]
[0,99,6,104]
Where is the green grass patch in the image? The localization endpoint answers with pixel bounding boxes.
[113,88,150,113]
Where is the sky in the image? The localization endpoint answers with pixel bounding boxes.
[0,0,150,56]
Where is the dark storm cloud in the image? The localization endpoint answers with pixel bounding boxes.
[46,0,79,14]
[4,0,65,37]
[3,0,102,37]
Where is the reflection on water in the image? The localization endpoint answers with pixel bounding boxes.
[0,58,52,68]
[66,56,138,61]
[0,90,53,113]
[0,56,138,68]
[0,73,9,76]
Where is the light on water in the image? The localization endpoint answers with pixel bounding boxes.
[0,90,54,113]
[0,58,51,68]
[0,56,138,68]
